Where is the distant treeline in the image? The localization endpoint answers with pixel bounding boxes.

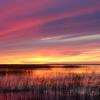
[0,64,99,69]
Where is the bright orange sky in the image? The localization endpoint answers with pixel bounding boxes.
[0,0,100,64]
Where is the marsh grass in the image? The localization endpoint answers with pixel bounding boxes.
[0,66,100,100]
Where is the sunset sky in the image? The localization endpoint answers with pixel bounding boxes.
[0,0,100,64]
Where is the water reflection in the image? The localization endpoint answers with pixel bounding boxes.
[0,65,100,100]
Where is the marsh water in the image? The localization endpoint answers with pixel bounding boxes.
[0,65,100,100]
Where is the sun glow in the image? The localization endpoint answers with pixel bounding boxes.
[21,54,100,64]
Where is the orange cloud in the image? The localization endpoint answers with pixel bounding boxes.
[0,45,100,64]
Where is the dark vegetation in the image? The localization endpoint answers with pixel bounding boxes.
[0,64,99,69]
[0,65,99,100]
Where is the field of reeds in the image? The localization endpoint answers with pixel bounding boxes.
[0,65,100,100]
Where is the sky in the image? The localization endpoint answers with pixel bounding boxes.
[0,0,100,64]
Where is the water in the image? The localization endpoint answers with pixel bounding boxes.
[0,65,100,100]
